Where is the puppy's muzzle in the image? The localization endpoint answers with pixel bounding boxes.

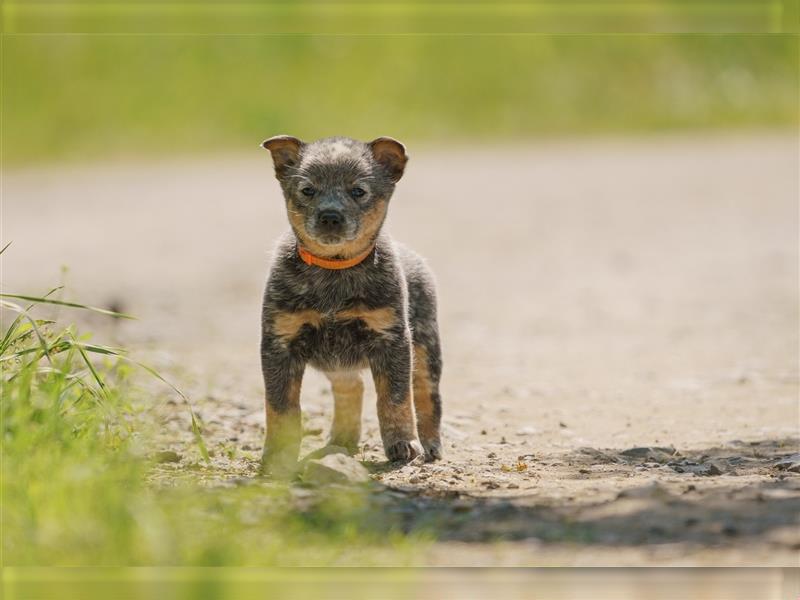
[317,210,345,235]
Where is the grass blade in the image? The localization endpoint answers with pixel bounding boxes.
[0,294,135,319]
[1,299,55,365]
[129,359,210,463]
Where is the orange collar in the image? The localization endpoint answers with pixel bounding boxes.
[298,244,375,270]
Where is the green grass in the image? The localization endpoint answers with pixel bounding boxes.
[0,260,422,567]
[2,35,797,165]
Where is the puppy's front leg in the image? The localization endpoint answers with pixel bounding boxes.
[370,331,423,462]
[260,334,305,477]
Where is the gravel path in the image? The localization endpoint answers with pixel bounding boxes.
[4,133,798,566]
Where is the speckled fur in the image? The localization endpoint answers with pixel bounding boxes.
[259,136,443,475]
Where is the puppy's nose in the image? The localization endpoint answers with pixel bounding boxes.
[318,210,343,229]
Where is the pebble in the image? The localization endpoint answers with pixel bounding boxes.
[302,454,370,485]
[775,454,800,473]
[620,446,677,463]
[669,459,726,477]
[303,445,352,461]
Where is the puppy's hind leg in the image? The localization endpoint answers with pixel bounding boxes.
[413,342,443,461]
[326,371,364,454]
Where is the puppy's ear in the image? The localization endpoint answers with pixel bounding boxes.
[261,135,304,179]
[369,137,408,183]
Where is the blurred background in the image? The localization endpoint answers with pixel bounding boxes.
[2,1,799,588]
[3,35,798,165]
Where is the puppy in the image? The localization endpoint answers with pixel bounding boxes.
[259,135,443,475]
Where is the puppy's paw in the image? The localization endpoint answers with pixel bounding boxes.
[385,439,423,463]
[421,439,443,462]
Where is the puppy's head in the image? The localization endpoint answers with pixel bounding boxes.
[262,135,407,258]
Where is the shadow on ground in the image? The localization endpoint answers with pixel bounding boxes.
[344,439,800,548]
[151,436,799,554]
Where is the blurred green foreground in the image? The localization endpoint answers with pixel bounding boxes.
[1,289,423,568]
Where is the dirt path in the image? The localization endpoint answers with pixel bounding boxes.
[4,134,798,566]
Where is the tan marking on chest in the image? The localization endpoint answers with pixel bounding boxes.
[335,305,396,334]
[272,309,323,343]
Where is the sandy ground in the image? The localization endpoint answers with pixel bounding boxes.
[4,133,799,567]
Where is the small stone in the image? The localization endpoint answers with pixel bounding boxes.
[578,447,618,463]
[775,454,800,473]
[620,446,676,463]
[303,445,351,461]
[670,459,727,477]
[302,453,370,485]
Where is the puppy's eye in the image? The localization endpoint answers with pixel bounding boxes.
[350,187,366,199]
[300,186,315,197]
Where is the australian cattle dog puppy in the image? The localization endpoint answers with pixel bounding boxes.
[259,135,443,476]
